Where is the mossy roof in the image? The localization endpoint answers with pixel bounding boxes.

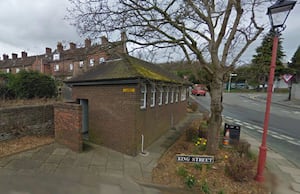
[66,54,185,84]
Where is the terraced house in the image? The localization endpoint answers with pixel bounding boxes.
[65,54,189,156]
[0,33,127,80]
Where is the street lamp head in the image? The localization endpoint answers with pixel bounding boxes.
[267,0,296,30]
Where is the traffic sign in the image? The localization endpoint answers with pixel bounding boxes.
[282,74,293,83]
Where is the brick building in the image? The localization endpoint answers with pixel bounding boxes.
[0,33,127,80]
[65,54,189,156]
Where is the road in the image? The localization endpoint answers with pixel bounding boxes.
[191,93,300,168]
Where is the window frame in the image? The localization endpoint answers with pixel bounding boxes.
[79,61,84,68]
[69,63,74,71]
[150,84,156,107]
[158,86,163,106]
[53,53,60,61]
[175,87,179,103]
[89,58,94,66]
[181,87,187,101]
[165,87,169,104]
[54,64,60,72]
[140,84,147,109]
[170,87,175,103]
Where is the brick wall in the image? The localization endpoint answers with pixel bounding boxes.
[72,83,187,156]
[135,84,187,150]
[72,84,137,155]
[0,104,54,138]
[54,103,83,152]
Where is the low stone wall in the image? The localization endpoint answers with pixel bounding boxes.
[54,103,83,152]
[0,104,54,140]
[292,84,300,101]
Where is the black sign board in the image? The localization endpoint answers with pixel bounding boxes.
[176,155,214,164]
[224,123,241,143]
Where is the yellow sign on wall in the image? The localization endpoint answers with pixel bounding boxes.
[123,88,135,93]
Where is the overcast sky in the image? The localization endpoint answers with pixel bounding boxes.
[0,0,299,64]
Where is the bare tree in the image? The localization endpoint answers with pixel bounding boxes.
[67,0,266,154]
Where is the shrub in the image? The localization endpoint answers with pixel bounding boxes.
[8,70,57,99]
[185,174,196,189]
[194,137,207,151]
[188,101,198,112]
[225,153,255,182]
[176,166,188,177]
[234,140,251,157]
[186,127,199,142]
[199,120,208,139]
[201,181,211,194]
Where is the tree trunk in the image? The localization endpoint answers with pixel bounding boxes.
[207,73,224,155]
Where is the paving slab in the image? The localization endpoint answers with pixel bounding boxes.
[291,182,300,193]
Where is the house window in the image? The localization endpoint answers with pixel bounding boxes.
[181,87,187,101]
[165,87,169,104]
[53,53,60,60]
[16,68,20,73]
[171,87,175,103]
[89,59,94,66]
[140,84,147,109]
[99,57,105,64]
[54,64,60,72]
[69,64,74,71]
[150,84,156,107]
[6,68,10,73]
[79,61,84,68]
[175,87,179,102]
[158,87,163,106]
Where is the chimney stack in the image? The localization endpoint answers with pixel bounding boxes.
[57,42,63,53]
[21,51,27,59]
[85,38,91,48]
[69,42,76,50]
[101,36,108,45]
[3,54,9,60]
[46,47,52,55]
[12,53,18,60]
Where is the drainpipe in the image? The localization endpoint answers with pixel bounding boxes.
[141,134,145,154]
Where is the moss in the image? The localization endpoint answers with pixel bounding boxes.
[132,63,179,82]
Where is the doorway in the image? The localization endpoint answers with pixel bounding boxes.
[80,99,89,140]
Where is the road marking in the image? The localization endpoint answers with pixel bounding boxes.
[257,130,263,133]
[246,126,255,130]
[270,134,284,140]
[279,134,295,141]
[235,122,243,126]
[253,126,261,130]
[287,140,300,146]
[269,131,279,135]
[280,110,289,114]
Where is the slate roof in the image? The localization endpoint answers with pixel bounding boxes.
[0,56,37,68]
[65,54,186,85]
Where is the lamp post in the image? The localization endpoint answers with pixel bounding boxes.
[227,73,237,92]
[255,0,296,182]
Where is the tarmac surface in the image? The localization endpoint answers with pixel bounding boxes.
[0,93,299,194]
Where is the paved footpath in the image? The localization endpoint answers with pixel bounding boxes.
[0,100,299,193]
[0,113,201,194]
[243,93,300,194]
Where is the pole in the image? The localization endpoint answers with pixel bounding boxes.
[228,75,232,92]
[288,80,292,101]
[255,32,279,182]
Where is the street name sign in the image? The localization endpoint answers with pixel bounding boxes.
[176,155,214,164]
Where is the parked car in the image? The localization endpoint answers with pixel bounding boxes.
[191,85,206,96]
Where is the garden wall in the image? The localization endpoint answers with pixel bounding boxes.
[0,104,54,140]
[54,103,83,152]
